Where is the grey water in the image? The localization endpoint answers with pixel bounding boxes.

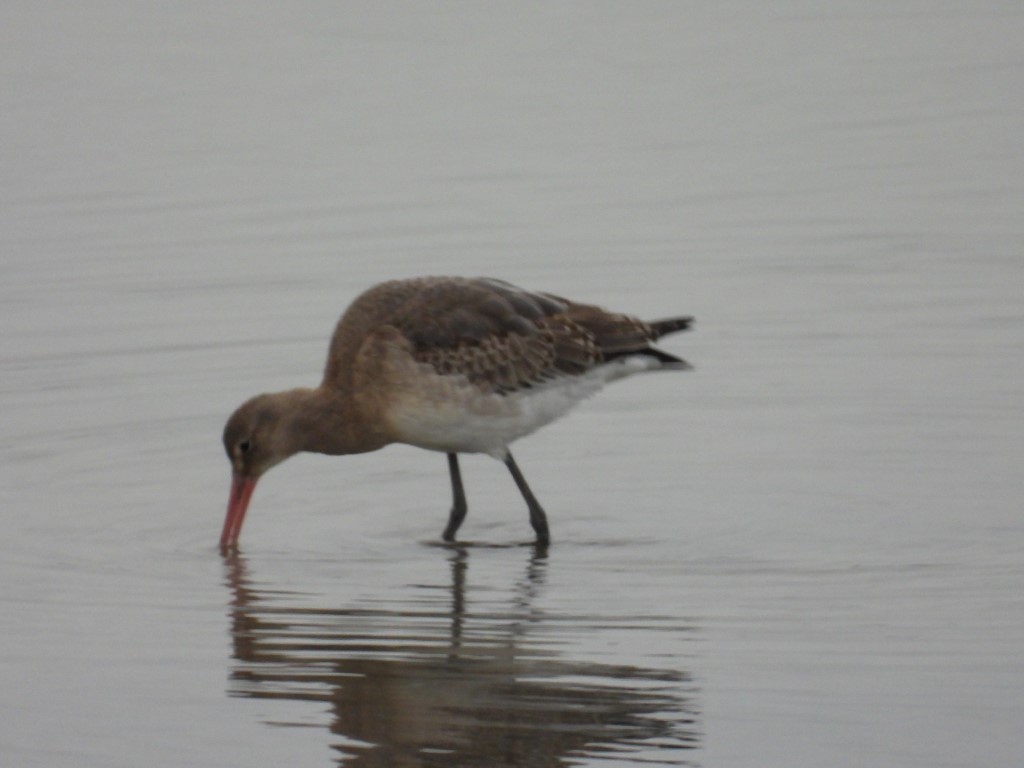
[2,4,1023,766]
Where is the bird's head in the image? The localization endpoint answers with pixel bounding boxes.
[219,392,304,551]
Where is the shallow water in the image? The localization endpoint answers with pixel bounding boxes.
[3,4,1023,767]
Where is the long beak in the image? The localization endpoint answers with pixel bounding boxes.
[220,473,258,551]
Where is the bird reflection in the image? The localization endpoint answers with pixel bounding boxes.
[223,548,699,766]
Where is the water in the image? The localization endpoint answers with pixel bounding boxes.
[3,3,1023,766]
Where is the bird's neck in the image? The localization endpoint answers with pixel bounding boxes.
[279,386,388,457]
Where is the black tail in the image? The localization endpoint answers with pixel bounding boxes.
[600,315,693,369]
[642,316,693,369]
[574,310,694,369]
[635,346,693,369]
[649,316,693,339]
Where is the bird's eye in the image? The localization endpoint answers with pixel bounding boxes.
[238,440,252,455]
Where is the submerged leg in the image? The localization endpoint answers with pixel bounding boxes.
[442,453,468,542]
[504,451,550,546]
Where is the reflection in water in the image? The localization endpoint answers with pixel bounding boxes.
[223,549,699,766]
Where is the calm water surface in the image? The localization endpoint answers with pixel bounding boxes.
[2,4,1023,767]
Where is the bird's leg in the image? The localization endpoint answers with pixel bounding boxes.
[504,451,550,547]
[442,453,468,542]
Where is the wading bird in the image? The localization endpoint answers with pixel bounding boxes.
[221,276,692,550]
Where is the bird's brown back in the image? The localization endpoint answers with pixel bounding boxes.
[322,277,690,395]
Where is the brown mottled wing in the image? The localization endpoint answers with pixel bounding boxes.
[385,278,567,392]
[328,276,690,393]
[397,277,690,391]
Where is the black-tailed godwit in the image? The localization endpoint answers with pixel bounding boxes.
[221,276,693,549]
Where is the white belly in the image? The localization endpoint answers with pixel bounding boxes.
[386,356,661,458]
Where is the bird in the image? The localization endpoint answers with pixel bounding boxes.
[220,276,693,550]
